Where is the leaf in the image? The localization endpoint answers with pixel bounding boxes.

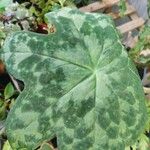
[138,134,150,150]
[0,99,6,120]
[0,0,13,11]
[2,140,12,150]
[4,83,15,100]
[125,146,131,150]
[58,0,66,6]
[119,0,127,16]
[1,8,147,150]
[130,26,150,66]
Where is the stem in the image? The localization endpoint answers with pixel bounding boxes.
[9,75,21,93]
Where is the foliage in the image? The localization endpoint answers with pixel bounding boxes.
[4,83,15,100]
[2,140,12,150]
[119,0,127,16]
[0,82,15,120]
[0,8,147,149]
[129,26,150,66]
[0,2,36,49]
[0,0,13,12]
[27,0,75,23]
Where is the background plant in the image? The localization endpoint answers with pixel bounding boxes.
[129,26,150,66]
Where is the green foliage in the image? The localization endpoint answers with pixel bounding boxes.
[119,0,127,16]
[0,23,20,49]
[2,140,12,150]
[1,8,147,149]
[28,0,75,23]
[4,82,15,100]
[27,0,91,23]
[129,26,150,66]
[0,0,13,12]
[0,2,37,48]
[0,82,15,120]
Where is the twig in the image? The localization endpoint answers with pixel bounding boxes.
[9,75,21,93]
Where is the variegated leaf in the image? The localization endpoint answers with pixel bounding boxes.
[1,8,147,150]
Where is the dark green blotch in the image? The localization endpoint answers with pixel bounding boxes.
[36,40,45,52]
[38,115,53,136]
[55,68,65,82]
[18,55,40,71]
[39,67,65,97]
[32,96,49,112]
[100,142,109,150]
[17,140,28,150]
[98,108,111,129]
[39,72,55,85]
[69,9,83,15]
[110,141,125,150]
[27,39,37,50]
[22,96,49,113]
[63,101,80,129]
[62,133,73,144]
[94,26,104,41]
[80,22,93,36]
[122,91,135,105]
[108,109,120,125]
[74,123,92,139]
[107,97,119,110]
[73,137,93,150]
[106,126,119,139]
[123,107,136,127]
[58,17,81,47]
[45,42,55,55]
[77,97,94,118]
[21,103,32,112]
[35,59,50,72]
[20,34,27,41]
[9,118,25,130]
[40,83,63,98]
[104,26,118,40]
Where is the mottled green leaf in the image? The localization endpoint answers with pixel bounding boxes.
[4,83,15,100]
[1,8,147,150]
